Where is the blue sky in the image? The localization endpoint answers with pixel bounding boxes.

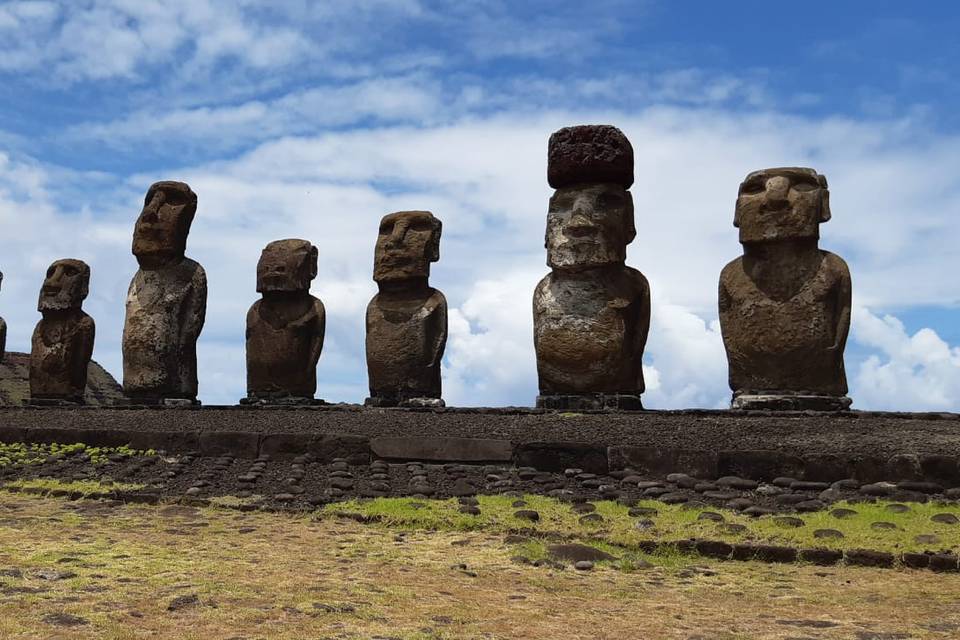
[0,1,958,409]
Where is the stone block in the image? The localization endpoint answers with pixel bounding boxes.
[370,436,512,463]
[718,450,803,481]
[516,442,608,475]
[198,431,260,458]
[607,446,717,478]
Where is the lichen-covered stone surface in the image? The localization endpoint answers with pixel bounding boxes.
[122,181,206,403]
[534,125,649,409]
[719,167,851,410]
[366,211,446,407]
[29,259,95,403]
[246,239,325,402]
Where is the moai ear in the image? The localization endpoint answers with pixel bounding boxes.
[308,245,319,280]
[819,188,832,223]
[429,217,442,263]
[623,192,637,244]
[733,185,744,228]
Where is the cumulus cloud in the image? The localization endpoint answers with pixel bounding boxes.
[851,307,960,411]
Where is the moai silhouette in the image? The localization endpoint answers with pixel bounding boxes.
[122,181,206,404]
[365,211,447,407]
[0,272,6,363]
[29,259,95,404]
[244,239,326,404]
[533,125,650,410]
[719,167,852,410]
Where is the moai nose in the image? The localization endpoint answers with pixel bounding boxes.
[141,191,165,222]
[765,175,790,207]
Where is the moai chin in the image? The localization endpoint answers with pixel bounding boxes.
[244,239,326,404]
[122,181,207,405]
[718,167,852,411]
[533,125,651,411]
[28,259,95,405]
[0,272,6,363]
[365,211,447,407]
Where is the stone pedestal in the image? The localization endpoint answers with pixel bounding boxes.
[364,395,445,408]
[536,393,643,411]
[240,394,324,406]
[731,393,852,412]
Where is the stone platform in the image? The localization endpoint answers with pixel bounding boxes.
[1,405,960,485]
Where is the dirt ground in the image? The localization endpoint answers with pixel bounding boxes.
[1,494,959,639]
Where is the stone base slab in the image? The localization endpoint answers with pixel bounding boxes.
[240,396,324,406]
[364,396,445,408]
[732,394,852,411]
[24,398,83,407]
[536,393,643,411]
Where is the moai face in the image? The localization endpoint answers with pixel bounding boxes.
[373,211,441,284]
[38,259,90,312]
[735,167,830,244]
[256,239,318,294]
[132,181,197,266]
[546,185,635,270]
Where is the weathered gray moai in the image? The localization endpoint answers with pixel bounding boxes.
[122,181,207,405]
[719,167,852,410]
[0,272,6,363]
[365,211,447,407]
[244,239,326,404]
[533,125,651,410]
[28,259,95,404]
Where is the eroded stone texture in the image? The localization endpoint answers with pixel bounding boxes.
[122,181,206,404]
[0,272,6,363]
[534,125,650,410]
[245,239,325,403]
[719,167,852,410]
[29,259,95,404]
[366,211,447,407]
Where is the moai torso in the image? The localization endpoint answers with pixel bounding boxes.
[31,312,95,400]
[123,259,207,399]
[30,258,96,402]
[122,181,206,402]
[533,125,650,407]
[534,268,648,394]
[720,251,849,395]
[366,288,446,401]
[718,167,852,406]
[366,210,447,406]
[245,239,325,401]
[246,297,325,398]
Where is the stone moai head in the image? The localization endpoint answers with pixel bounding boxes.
[734,167,831,245]
[38,259,89,312]
[373,210,442,284]
[545,125,635,270]
[132,181,198,267]
[256,239,318,294]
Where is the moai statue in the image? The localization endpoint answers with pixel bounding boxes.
[366,211,447,407]
[719,167,852,411]
[0,272,6,363]
[122,181,207,405]
[244,239,326,404]
[28,259,95,404]
[533,125,651,410]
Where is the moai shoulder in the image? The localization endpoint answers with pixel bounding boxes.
[718,167,852,410]
[365,210,447,407]
[29,259,95,405]
[245,239,325,404]
[122,181,206,404]
[533,125,650,411]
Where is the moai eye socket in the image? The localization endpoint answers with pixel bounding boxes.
[792,180,818,192]
[379,221,394,235]
[739,180,765,195]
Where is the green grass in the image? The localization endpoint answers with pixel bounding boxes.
[0,441,156,468]
[320,495,960,556]
[3,477,145,495]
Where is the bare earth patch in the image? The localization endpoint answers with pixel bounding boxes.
[0,494,959,639]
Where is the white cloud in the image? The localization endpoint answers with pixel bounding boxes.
[851,307,960,411]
